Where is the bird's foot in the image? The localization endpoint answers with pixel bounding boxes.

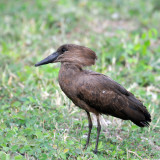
[83,144,88,150]
[93,149,98,154]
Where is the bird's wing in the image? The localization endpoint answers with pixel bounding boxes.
[76,71,151,126]
[76,71,131,118]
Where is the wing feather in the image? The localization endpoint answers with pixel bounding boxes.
[76,71,151,126]
[77,71,130,119]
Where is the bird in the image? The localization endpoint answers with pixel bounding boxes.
[35,44,151,154]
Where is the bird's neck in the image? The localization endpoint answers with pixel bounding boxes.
[58,63,82,100]
[58,62,82,86]
[61,62,82,72]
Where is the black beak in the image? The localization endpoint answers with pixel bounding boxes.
[35,52,59,67]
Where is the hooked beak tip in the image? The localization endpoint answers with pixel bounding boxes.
[34,51,59,67]
[35,63,39,67]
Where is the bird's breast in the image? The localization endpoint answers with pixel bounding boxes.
[58,66,79,102]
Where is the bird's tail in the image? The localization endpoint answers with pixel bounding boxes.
[131,111,151,127]
[125,96,151,127]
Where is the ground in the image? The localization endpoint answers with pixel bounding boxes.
[0,0,160,159]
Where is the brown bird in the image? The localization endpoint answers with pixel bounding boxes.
[35,44,151,154]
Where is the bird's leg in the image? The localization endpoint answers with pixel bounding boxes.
[84,111,92,149]
[93,115,101,154]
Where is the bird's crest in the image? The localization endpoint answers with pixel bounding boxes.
[56,44,97,67]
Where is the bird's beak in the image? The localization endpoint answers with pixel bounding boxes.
[35,51,59,67]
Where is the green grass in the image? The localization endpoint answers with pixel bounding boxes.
[0,0,160,159]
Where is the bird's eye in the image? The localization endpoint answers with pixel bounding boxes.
[62,47,68,53]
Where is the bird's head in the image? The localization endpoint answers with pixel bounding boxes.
[35,44,97,67]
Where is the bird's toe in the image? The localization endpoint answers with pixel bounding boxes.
[83,144,88,150]
[93,149,98,154]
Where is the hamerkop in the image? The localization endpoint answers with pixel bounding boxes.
[35,44,151,154]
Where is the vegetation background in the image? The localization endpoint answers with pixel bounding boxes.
[0,0,160,159]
